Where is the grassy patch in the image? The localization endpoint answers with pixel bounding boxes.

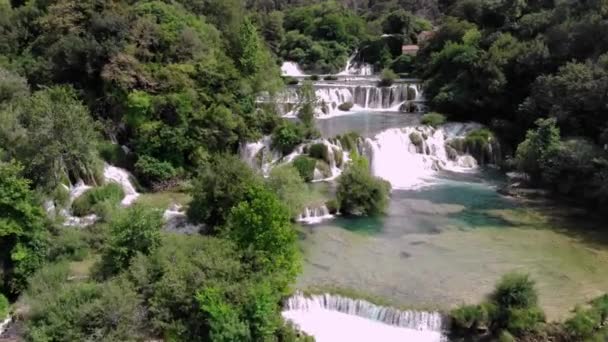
[135,191,191,210]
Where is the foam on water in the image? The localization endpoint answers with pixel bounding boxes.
[283,293,447,342]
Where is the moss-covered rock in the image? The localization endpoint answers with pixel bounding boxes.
[315,160,332,178]
[333,148,344,168]
[308,143,330,164]
[338,102,354,111]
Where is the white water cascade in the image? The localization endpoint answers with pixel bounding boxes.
[364,124,483,190]
[0,316,11,337]
[103,164,139,206]
[298,205,334,225]
[283,293,447,342]
[281,61,307,77]
[279,83,425,118]
[338,54,374,76]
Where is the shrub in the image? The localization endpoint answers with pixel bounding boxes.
[308,143,330,163]
[98,142,129,168]
[52,184,70,208]
[323,75,338,81]
[421,112,446,128]
[337,155,391,216]
[492,273,538,310]
[337,131,361,152]
[308,75,320,81]
[505,307,545,335]
[134,155,177,186]
[325,199,339,214]
[272,121,305,155]
[338,102,354,111]
[72,183,125,217]
[48,229,90,262]
[283,76,299,85]
[565,308,600,339]
[188,154,262,229]
[0,293,8,319]
[451,304,488,332]
[333,148,344,168]
[266,165,307,218]
[292,156,317,182]
[498,330,515,342]
[378,69,397,87]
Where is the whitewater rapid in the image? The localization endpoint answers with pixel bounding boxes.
[282,293,447,342]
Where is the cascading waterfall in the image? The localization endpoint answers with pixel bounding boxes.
[163,203,202,234]
[0,316,11,337]
[338,54,374,76]
[281,61,307,77]
[298,205,334,225]
[364,123,495,190]
[103,164,139,206]
[280,83,425,118]
[283,292,448,342]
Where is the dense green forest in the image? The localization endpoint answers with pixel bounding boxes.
[1,0,608,341]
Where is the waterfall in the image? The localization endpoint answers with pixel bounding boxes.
[279,83,425,118]
[103,164,139,206]
[163,204,202,234]
[0,316,10,337]
[364,124,486,190]
[281,61,307,77]
[298,205,334,225]
[283,292,447,342]
[338,54,374,76]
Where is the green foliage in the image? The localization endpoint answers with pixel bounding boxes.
[272,121,305,155]
[47,229,90,263]
[0,161,47,296]
[325,199,339,214]
[308,143,330,163]
[100,205,162,276]
[338,102,354,111]
[492,273,538,310]
[451,304,490,332]
[336,131,361,152]
[224,185,300,292]
[0,86,101,190]
[378,68,397,87]
[505,307,545,335]
[336,155,391,216]
[292,156,317,183]
[498,330,515,342]
[187,154,262,229]
[72,183,125,217]
[134,155,177,187]
[0,293,8,319]
[25,274,145,342]
[515,118,561,182]
[266,165,307,218]
[0,67,29,105]
[98,142,129,169]
[564,295,608,340]
[421,112,446,128]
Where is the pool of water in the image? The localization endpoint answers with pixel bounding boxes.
[297,166,608,319]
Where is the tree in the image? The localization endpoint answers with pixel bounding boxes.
[224,185,300,292]
[515,118,561,183]
[100,205,163,276]
[336,155,391,216]
[187,154,262,230]
[271,120,305,155]
[0,161,47,296]
[0,86,101,190]
[266,165,307,218]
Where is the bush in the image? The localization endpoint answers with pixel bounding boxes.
[323,75,338,81]
[498,330,515,342]
[72,183,125,217]
[378,69,397,87]
[0,293,8,319]
[283,76,299,85]
[48,229,90,262]
[272,121,305,155]
[451,304,489,332]
[308,75,320,81]
[266,165,307,218]
[492,273,538,310]
[391,54,415,74]
[325,199,339,214]
[565,308,600,339]
[292,156,317,182]
[336,155,391,216]
[134,155,177,186]
[308,143,330,163]
[188,154,262,229]
[421,112,446,128]
[338,102,354,111]
[505,307,545,335]
[337,131,361,152]
[98,142,129,168]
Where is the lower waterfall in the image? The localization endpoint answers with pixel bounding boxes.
[298,205,334,225]
[103,164,140,206]
[283,292,447,342]
[364,124,489,190]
